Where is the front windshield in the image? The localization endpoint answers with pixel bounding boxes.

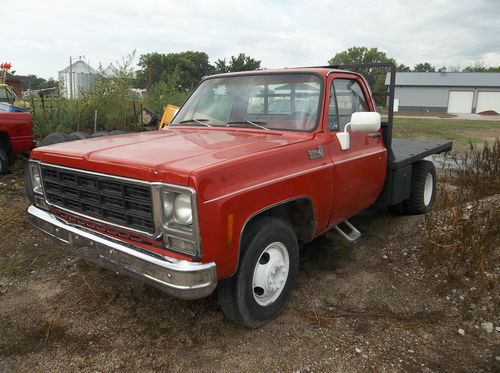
[171,74,322,132]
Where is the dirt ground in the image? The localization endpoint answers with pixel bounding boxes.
[1,158,498,372]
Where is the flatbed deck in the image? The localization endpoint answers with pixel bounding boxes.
[388,139,453,169]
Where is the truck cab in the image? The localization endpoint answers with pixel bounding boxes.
[27,65,451,327]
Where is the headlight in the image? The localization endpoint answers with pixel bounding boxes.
[160,186,200,257]
[29,162,43,194]
[174,193,192,225]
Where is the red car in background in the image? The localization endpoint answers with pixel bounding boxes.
[0,110,34,174]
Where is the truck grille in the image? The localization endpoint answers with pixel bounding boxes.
[41,165,155,234]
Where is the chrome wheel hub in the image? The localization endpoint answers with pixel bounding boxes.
[424,172,433,206]
[252,242,290,306]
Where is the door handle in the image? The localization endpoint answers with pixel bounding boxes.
[368,132,381,138]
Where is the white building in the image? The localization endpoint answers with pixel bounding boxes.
[385,71,500,114]
[58,59,99,99]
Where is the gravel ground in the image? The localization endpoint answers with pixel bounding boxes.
[1,159,498,372]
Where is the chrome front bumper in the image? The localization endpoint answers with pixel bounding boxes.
[27,205,217,300]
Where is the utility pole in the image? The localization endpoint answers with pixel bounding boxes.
[69,56,73,99]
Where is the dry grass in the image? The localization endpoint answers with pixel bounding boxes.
[422,139,500,284]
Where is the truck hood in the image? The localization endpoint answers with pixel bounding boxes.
[32,127,313,184]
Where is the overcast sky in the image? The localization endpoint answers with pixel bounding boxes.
[5,0,500,79]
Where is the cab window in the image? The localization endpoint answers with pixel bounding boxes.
[328,79,368,131]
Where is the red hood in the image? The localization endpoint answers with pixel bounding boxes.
[31,127,313,185]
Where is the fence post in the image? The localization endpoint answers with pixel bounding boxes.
[94,109,97,133]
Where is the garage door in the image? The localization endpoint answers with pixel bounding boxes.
[448,91,474,113]
[476,91,500,114]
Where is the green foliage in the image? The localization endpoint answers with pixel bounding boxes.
[137,51,213,90]
[413,62,436,72]
[328,47,397,105]
[143,80,189,114]
[214,53,261,73]
[462,60,500,72]
[31,76,142,139]
[397,64,412,72]
[21,75,58,91]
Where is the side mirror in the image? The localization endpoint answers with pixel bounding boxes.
[350,112,381,132]
[336,112,381,151]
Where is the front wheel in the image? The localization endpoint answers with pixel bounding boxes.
[217,217,299,328]
[0,147,9,175]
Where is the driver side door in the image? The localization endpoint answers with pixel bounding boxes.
[326,74,387,225]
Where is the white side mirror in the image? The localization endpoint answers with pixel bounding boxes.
[350,112,381,132]
[337,132,350,151]
[336,112,381,151]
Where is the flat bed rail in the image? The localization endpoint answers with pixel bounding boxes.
[388,139,453,169]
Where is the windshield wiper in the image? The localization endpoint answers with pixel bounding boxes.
[226,120,269,130]
[178,118,213,127]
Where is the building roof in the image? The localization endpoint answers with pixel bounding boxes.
[385,72,500,87]
[59,60,99,75]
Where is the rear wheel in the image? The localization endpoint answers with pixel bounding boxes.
[407,161,436,214]
[387,200,407,215]
[217,217,299,328]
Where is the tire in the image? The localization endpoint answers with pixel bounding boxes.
[0,147,9,175]
[217,217,299,328]
[66,131,89,141]
[387,200,408,215]
[90,131,109,138]
[109,130,127,136]
[39,132,67,147]
[406,160,436,214]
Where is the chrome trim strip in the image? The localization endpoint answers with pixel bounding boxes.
[333,149,385,165]
[39,162,152,185]
[204,163,333,203]
[28,205,216,300]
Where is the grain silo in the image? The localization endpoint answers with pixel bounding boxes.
[58,59,99,99]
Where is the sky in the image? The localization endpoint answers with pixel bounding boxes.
[4,0,500,79]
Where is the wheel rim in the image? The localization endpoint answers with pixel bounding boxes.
[423,172,433,206]
[252,242,290,306]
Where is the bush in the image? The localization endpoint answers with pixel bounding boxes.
[422,139,500,284]
[29,77,142,140]
[143,80,189,115]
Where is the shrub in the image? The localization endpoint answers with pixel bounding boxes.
[422,139,500,284]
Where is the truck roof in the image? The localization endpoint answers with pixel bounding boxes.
[207,67,353,79]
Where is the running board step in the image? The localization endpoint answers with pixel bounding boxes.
[333,220,361,242]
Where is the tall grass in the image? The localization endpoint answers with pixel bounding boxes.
[29,77,189,140]
[422,139,500,284]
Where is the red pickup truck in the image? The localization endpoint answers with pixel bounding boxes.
[0,111,35,174]
[27,64,452,327]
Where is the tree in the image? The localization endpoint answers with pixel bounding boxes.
[20,75,58,91]
[214,53,261,73]
[397,64,412,72]
[463,60,500,72]
[137,51,213,90]
[328,47,397,100]
[413,62,436,72]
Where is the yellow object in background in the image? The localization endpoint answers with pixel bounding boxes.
[0,84,31,109]
[159,104,180,129]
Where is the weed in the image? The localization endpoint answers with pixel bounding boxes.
[422,139,500,284]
